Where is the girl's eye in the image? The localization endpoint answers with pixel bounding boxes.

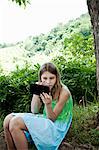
[43,77,47,80]
[43,77,54,80]
[50,77,54,80]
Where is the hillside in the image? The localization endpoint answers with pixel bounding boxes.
[0,46,29,74]
[0,13,92,74]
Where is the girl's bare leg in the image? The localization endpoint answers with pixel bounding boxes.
[9,116,28,150]
[3,114,16,150]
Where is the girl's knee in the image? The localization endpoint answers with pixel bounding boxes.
[9,117,22,133]
[3,114,13,129]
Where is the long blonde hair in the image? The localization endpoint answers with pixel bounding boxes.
[38,62,62,98]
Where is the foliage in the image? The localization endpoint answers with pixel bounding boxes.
[67,102,99,146]
[0,63,40,118]
[53,56,96,102]
[17,14,91,58]
[10,0,30,6]
[52,32,96,102]
[64,33,94,56]
[0,14,92,69]
[0,43,15,49]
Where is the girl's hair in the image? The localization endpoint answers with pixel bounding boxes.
[38,62,62,98]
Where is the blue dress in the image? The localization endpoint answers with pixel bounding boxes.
[12,96,73,150]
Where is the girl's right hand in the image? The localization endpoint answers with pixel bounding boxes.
[40,92,52,105]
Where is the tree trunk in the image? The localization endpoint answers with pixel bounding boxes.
[87,0,99,101]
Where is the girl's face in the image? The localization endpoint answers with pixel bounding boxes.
[41,71,56,90]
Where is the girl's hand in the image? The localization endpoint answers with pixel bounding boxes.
[40,92,52,105]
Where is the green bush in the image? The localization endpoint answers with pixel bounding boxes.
[52,33,96,102]
[52,56,96,103]
[0,64,40,117]
[0,58,96,119]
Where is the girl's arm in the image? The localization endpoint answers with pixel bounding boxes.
[40,87,70,121]
[31,94,42,114]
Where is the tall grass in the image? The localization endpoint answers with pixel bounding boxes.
[67,102,99,146]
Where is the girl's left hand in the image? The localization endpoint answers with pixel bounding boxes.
[40,92,52,105]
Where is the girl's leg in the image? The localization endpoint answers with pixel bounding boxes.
[3,114,16,150]
[9,116,28,150]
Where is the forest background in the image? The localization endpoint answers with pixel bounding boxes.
[0,13,99,147]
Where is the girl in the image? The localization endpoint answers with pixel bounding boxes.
[3,62,73,150]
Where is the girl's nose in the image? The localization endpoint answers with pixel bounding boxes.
[46,79,50,84]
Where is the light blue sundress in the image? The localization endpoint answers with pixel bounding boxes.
[12,95,73,150]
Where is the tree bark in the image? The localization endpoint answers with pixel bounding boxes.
[87,0,99,101]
